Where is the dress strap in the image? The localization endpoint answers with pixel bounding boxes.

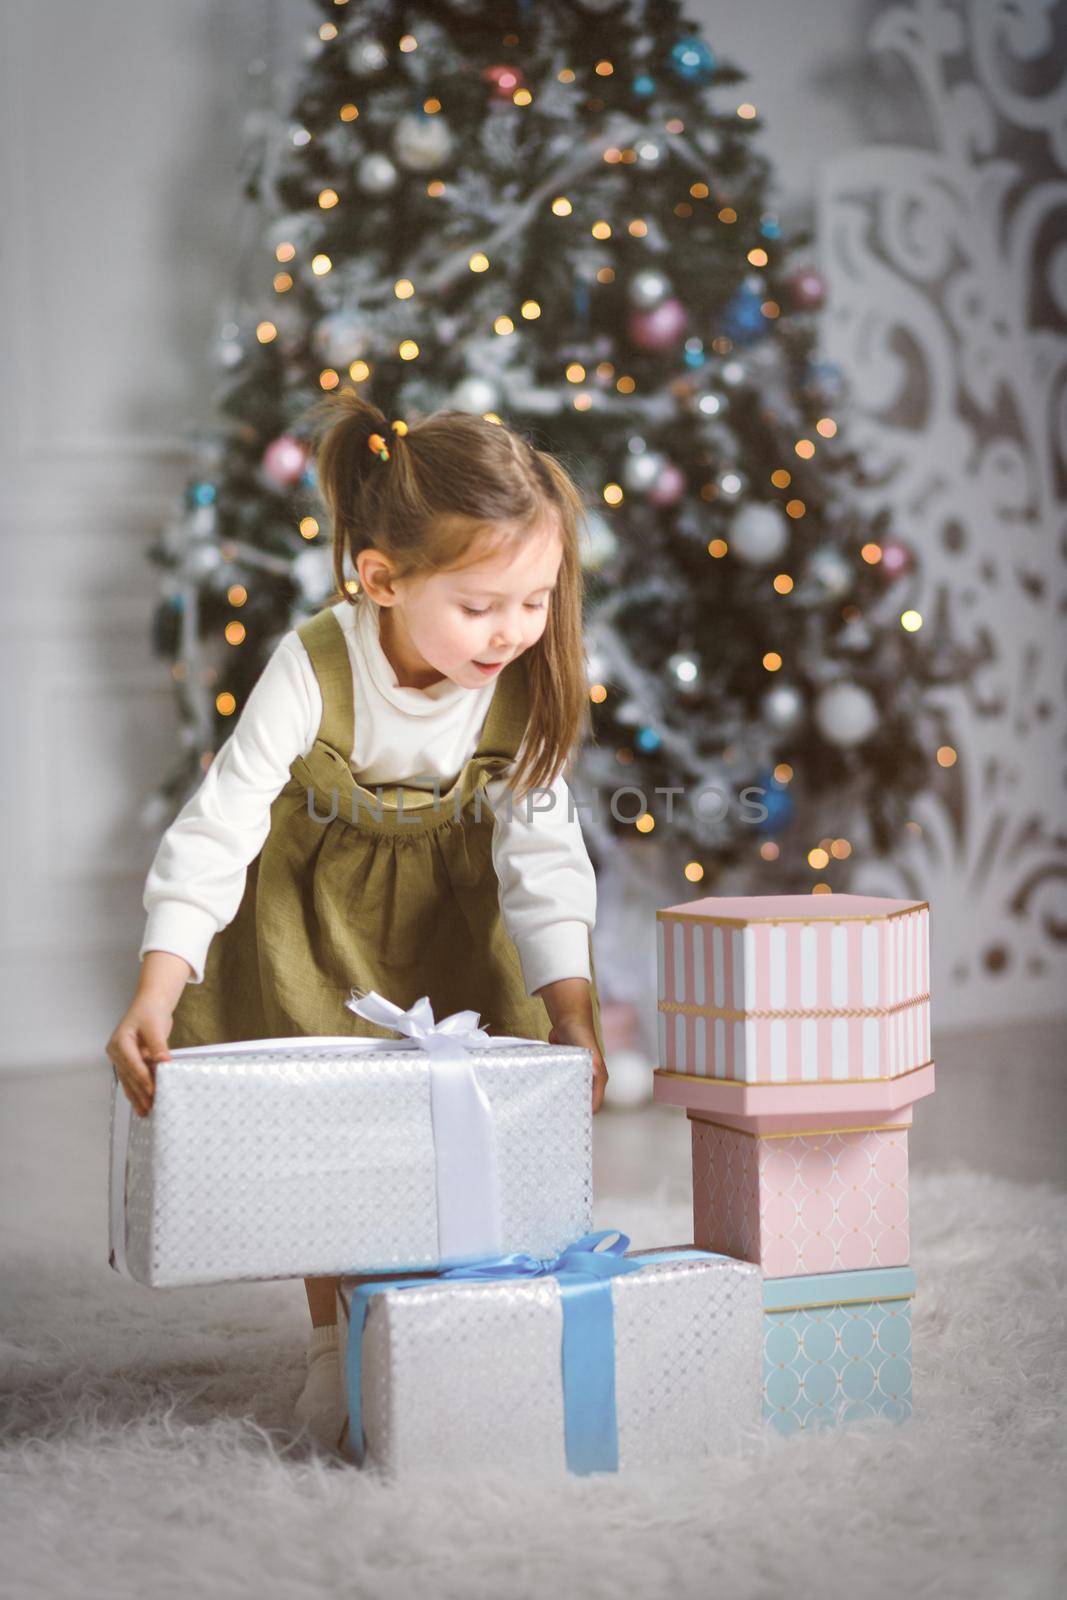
[294,605,356,755]
[474,656,532,763]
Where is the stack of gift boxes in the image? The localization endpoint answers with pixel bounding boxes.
[653,892,934,1434]
[108,891,932,1470]
[108,999,763,1476]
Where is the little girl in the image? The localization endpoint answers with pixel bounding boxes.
[106,392,609,1447]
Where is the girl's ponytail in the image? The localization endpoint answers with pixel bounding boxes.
[307,389,397,595]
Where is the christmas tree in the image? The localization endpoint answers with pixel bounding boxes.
[147,0,965,893]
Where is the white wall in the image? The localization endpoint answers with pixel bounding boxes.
[0,0,286,1067]
[2,0,1062,1067]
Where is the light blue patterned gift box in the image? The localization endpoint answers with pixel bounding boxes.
[763,1266,915,1435]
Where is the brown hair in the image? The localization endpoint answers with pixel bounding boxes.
[303,388,594,802]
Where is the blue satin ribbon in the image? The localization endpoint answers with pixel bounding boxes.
[344,1230,712,1475]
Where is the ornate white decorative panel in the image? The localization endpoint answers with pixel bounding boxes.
[817,0,1066,1023]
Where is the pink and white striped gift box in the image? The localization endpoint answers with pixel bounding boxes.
[656,894,930,1085]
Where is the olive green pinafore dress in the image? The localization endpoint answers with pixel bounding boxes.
[169,602,606,1058]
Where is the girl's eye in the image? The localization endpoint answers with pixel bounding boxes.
[461,605,489,617]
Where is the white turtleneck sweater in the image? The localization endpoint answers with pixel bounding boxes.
[140,596,596,996]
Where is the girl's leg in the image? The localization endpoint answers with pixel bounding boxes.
[295,1276,345,1446]
[304,1274,340,1328]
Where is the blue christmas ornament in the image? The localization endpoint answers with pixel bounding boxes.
[720,284,766,346]
[683,336,706,370]
[302,460,318,490]
[635,726,662,754]
[807,359,844,399]
[669,36,716,84]
[753,772,794,834]
[759,214,781,240]
[633,74,656,97]
[188,481,217,508]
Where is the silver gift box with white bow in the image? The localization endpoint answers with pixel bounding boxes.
[108,997,594,1288]
[336,1249,764,1474]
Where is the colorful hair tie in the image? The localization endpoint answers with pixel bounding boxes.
[368,419,409,463]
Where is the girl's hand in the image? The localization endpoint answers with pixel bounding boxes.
[548,1020,609,1114]
[105,994,174,1119]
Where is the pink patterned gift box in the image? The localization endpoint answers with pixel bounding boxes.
[691,1113,910,1278]
[657,893,930,1085]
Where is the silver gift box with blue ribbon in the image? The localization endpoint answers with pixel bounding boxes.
[337,1234,763,1475]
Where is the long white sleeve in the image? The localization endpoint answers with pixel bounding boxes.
[484,766,597,998]
[139,637,315,984]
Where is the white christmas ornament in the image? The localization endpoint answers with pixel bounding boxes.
[452,375,500,414]
[629,270,671,309]
[809,544,853,596]
[313,310,370,366]
[668,652,700,686]
[394,111,454,171]
[729,502,788,564]
[760,681,805,734]
[814,681,879,747]
[623,450,667,494]
[716,469,747,501]
[358,153,398,194]
[348,38,388,75]
[186,542,221,578]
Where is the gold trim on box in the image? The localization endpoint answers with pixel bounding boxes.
[659,992,930,1022]
[655,1058,935,1088]
[656,902,929,928]
[693,1117,911,1141]
[766,1292,915,1314]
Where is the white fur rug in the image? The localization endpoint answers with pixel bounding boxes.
[2,1168,1064,1600]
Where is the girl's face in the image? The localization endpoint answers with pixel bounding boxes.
[368,524,563,692]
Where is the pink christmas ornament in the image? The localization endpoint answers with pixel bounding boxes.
[262,434,309,488]
[880,539,913,579]
[483,63,524,99]
[648,462,687,506]
[789,268,825,310]
[629,296,689,350]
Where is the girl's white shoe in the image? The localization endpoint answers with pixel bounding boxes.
[292,1323,344,1449]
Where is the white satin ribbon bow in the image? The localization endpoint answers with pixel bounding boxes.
[345,989,544,1261]
[346,989,512,1056]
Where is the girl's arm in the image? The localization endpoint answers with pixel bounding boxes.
[106,950,191,1117]
[139,633,319,986]
[534,975,608,1112]
[483,769,608,1110]
[483,768,596,998]
[110,636,320,1116]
